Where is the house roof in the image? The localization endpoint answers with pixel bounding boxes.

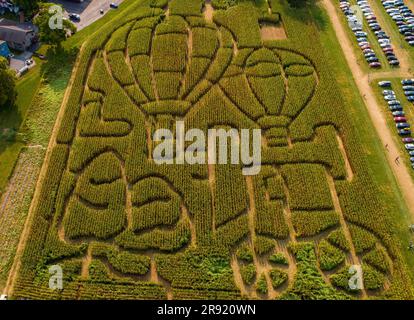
[0,18,34,44]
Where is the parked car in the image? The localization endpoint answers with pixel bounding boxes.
[378,80,391,87]
[369,62,381,68]
[363,49,375,54]
[393,111,405,117]
[403,137,414,143]
[389,105,403,111]
[110,3,119,8]
[68,13,81,21]
[379,38,391,44]
[384,95,397,101]
[388,100,401,105]
[394,116,407,122]
[365,53,376,59]
[355,31,368,37]
[402,79,414,85]
[395,122,411,129]
[398,129,411,135]
[405,143,414,150]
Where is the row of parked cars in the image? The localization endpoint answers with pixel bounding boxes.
[357,0,400,66]
[379,79,414,168]
[380,0,414,45]
[340,0,381,68]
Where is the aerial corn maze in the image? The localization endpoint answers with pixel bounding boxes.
[11,0,414,299]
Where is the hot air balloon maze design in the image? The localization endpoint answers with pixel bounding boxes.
[38,1,394,299]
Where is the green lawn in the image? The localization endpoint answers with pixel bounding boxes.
[311,1,414,285]
[0,60,42,193]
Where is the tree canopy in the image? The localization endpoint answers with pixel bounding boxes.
[14,0,43,14]
[0,57,17,109]
[34,3,77,47]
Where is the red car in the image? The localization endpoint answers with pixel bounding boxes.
[403,137,414,143]
[361,45,371,50]
[369,62,381,68]
[395,116,407,122]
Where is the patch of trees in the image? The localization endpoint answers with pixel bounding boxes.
[34,3,77,47]
[0,57,17,109]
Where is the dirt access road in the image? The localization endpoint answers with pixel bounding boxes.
[323,0,414,220]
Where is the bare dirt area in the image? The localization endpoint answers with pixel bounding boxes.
[204,0,214,22]
[336,133,354,182]
[260,24,287,41]
[323,0,414,222]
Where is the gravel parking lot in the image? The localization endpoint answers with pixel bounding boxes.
[51,0,124,31]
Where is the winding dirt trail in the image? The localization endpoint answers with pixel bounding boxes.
[204,0,214,22]
[326,172,367,298]
[323,0,414,221]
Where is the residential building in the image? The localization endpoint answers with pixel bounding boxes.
[0,18,37,51]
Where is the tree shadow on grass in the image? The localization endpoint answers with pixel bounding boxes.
[278,0,328,31]
[40,46,78,85]
[308,0,329,32]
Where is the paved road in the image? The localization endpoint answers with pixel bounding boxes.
[9,51,36,75]
[51,0,124,31]
[323,0,414,221]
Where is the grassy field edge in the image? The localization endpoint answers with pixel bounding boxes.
[311,1,414,287]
